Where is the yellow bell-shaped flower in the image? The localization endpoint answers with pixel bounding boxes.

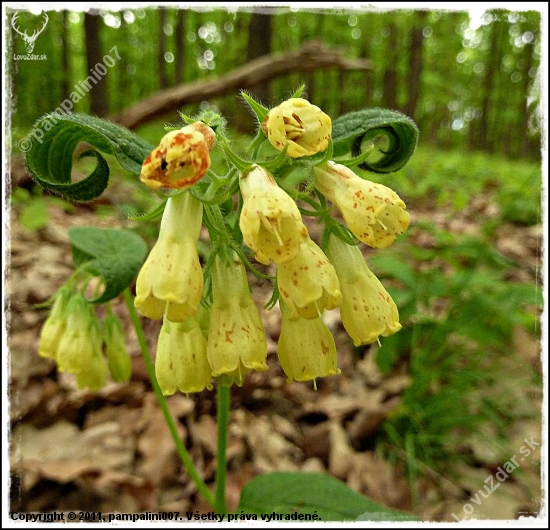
[206,254,268,384]
[53,293,108,390]
[261,98,331,157]
[239,165,309,265]
[277,301,340,383]
[135,191,204,322]
[156,315,212,395]
[38,284,73,361]
[314,161,410,248]
[277,238,342,319]
[326,234,402,346]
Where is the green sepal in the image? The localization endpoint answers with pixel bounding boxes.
[69,227,148,304]
[290,83,306,98]
[240,91,269,123]
[222,143,253,172]
[127,200,167,222]
[25,112,154,203]
[331,108,419,173]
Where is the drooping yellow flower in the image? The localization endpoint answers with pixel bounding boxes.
[155,315,212,395]
[326,234,401,346]
[135,191,204,322]
[206,254,268,385]
[52,293,108,390]
[277,300,340,383]
[277,238,342,319]
[261,98,331,157]
[103,312,132,383]
[38,284,73,361]
[140,122,215,190]
[314,161,410,248]
[239,165,309,265]
[56,293,103,374]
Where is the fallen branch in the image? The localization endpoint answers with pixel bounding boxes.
[113,40,371,130]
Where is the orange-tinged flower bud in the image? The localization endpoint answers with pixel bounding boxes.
[140,122,215,190]
[277,301,340,383]
[277,238,341,319]
[156,316,212,395]
[239,165,309,265]
[314,161,410,248]
[261,98,331,157]
[135,192,204,322]
[326,234,401,346]
[207,254,268,383]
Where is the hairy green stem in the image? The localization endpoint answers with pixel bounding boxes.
[123,289,215,508]
[215,384,230,514]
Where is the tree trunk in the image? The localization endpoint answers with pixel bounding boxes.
[405,11,427,120]
[84,10,108,116]
[174,9,186,85]
[158,7,169,89]
[382,21,398,111]
[61,10,70,103]
[246,9,273,105]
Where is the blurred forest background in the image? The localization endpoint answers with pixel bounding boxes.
[7,5,544,522]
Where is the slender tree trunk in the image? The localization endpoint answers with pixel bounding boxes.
[405,11,427,120]
[84,9,108,116]
[175,9,186,85]
[158,7,169,89]
[382,21,398,111]
[61,10,70,103]
[246,9,272,105]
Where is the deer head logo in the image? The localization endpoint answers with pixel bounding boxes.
[11,11,49,54]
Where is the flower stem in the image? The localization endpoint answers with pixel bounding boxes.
[215,384,230,514]
[123,289,215,508]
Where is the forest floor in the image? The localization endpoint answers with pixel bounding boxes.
[7,159,543,522]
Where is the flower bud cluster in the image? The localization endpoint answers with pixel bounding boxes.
[38,286,132,390]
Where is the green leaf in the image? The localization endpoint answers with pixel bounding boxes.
[332,108,419,173]
[25,112,154,203]
[237,472,418,522]
[69,227,148,304]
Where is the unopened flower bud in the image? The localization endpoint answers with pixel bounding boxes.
[103,312,132,383]
[261,98,331,157]
[140,122,215,190]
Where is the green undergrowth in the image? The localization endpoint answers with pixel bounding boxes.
[368,220,542,504]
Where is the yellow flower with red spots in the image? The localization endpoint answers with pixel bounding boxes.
[239,165,309,265]
[277,237,341,319]
[314,161,410,248]
[326,234,401,346]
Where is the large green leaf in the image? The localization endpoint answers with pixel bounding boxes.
[25,113,154,202]
[332,108,419,173]
[237,472,418,522]
[69,227,148,304]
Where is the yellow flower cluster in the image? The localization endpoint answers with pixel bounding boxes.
[132,99,409,393]
[38,287,132,390]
